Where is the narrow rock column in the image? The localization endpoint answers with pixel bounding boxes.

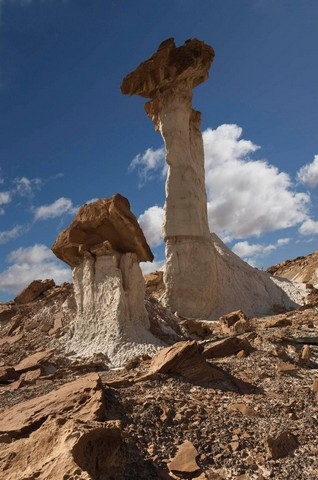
[147,87,209,238]
[121,38,217,317]
[122,39,300,319]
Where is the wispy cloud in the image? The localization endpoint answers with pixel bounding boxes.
[13,176,42,198]
[297,155,318,188]
[0,225,24,244]
[129,147,166,187]
[0,243,71,295]
[33,197,76,221]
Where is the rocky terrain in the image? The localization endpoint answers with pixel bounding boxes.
[1,38,317,480]
[0,257,318,479]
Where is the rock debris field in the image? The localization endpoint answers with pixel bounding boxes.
[0,279,317,479]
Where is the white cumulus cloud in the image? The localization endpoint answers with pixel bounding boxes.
[297,155,318,187]
[203,125,310,240]
[298,219,318,236]
[138,205,164,248]
[140,259,165,275]
[129,147,166,187]
[133,124,313,256]
[0,244,71,295]
[33,197,75,221]
[232,238,290,260]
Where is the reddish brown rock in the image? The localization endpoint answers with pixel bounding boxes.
[0,303,17,321]
[276,362,298,374]
[0,333,23,346]
[51,193,153,267]
[121,38,214,99]
[265,430,298,459]
[264,316,292,328]
[14,350,54,374]
[72,421,122,478]
[312,378,318,392]
[219,310,248,328]
[144,270,165,297]
[148,340,223,382]
[0,372,103,436]
[14,279,55,304]
[168,440,201,475]
[203,336,251,359]
[228,403,257,418]
[179,318,214,338]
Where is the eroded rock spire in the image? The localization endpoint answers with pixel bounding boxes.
[52,194,162,366]
[122,38,217,317]
[122,38,298,319]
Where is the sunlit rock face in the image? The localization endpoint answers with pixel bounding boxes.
[122,38,299,319]
[52,194,162,366]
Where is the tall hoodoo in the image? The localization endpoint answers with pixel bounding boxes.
[122,38,299,319]
[121,38,217,317]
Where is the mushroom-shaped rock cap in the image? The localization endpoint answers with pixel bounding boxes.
[51,193,154,267]
[121,38,215,99]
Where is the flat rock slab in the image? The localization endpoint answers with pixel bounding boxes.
[149,340,223,382]
[168,440,200,474]
[0,372,103,436]
[14,349,54,374]
[203,336,251,358]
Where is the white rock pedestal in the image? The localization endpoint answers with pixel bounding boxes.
[69,251,162,367]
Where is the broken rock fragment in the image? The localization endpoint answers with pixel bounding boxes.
[168,440,201,475]
[265,430,298,459]
[14,279,55,304]
[148,340,223,382]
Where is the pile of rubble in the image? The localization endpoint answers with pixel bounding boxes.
[0,279,317,479]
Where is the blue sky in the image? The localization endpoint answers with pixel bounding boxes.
[0,0,318,300]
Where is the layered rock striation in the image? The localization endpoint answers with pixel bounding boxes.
[122,38,298,318]
[52,194,162,366]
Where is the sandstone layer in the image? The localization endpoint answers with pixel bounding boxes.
[52,193,153,266]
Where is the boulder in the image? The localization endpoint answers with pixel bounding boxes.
[203,336,252,359]
[14,279,55,304]
[265,430,298,459]
[0,373,122,479]
[51,193,153,267]
[14,349,54,374]
[148,340,223,382]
